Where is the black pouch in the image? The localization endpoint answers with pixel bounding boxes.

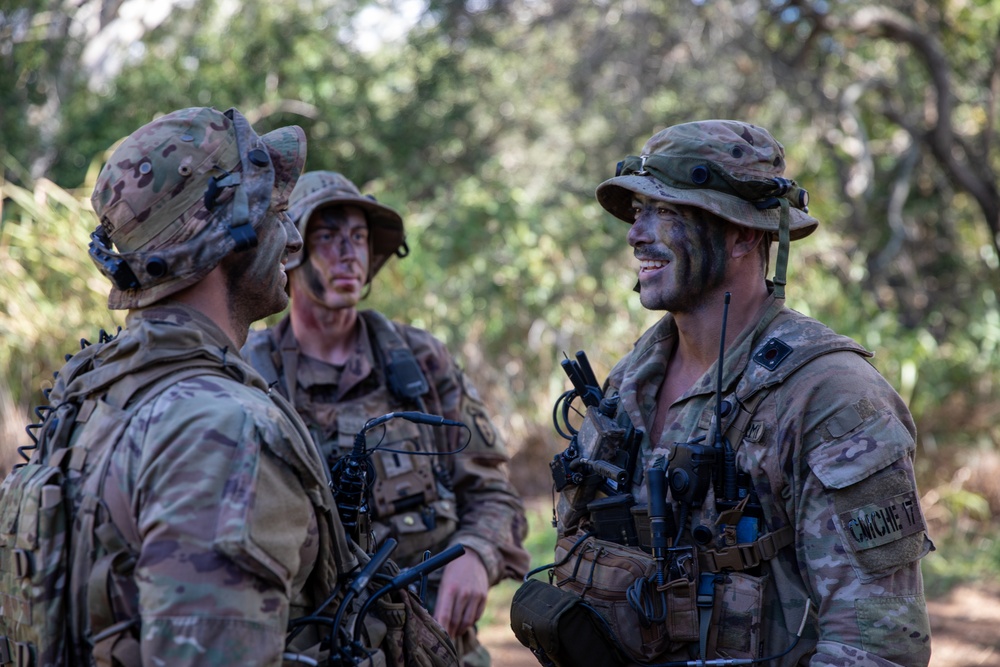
[587,494,638,546]
[510,578,626,667]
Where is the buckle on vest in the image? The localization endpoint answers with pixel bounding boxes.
[15,640,33,667]
[13,549,31,579]
[700,547,738,572]
[737,543,762,569]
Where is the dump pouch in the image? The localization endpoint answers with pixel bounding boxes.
[552,535,686,661]
[510,578,626,667]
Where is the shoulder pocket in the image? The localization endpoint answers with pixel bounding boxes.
[806,406,929,582]
[806,407,913,489]
[213,417,315,594]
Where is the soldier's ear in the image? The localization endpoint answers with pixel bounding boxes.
[730,227,766,260]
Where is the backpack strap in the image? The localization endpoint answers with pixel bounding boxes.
[74,365,235,667]
[242,329,283,393]
[722,389,769,452]
[359,310,430,406]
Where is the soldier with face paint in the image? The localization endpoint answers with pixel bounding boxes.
[243,172,530,667]
[3,107,381,667]
[524,121,933,667]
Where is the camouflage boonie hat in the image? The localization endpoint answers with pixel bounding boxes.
[285,170,407,282]
[596,120,818,240]
[89,107,306,309]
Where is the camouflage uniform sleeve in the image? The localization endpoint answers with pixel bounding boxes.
[405,327,530,586]
[116,378,320,666]
[786,352,932,666]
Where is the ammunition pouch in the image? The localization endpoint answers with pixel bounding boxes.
[376,586,458,667]
[706,571,768,661]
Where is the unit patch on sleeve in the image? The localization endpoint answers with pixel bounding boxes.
[471,408,497,448]
[832,467,929,578]
[838,490,924,551]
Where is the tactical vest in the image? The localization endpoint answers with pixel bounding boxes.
[245,311,459,566]
[520,308,870,665]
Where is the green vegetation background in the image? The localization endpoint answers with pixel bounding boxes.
[3,0,999,595]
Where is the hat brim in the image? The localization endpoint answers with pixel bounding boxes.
[261,125,307,210]
[289,191,405,280]
[596,174,818,240]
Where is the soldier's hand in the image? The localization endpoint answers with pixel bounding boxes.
[433,550,489,638]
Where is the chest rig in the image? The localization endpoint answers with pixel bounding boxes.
[547,310,868,663]
[247,312,458,563]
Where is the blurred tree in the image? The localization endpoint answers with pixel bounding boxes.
[1,0,998,463]
[0,176,124,409]
[1,0,135,183]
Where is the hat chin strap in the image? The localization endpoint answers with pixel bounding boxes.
[771,198,791,300]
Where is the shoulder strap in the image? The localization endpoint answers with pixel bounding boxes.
[722,313,871,446]
[359,310,406,353]
[77,365,242,666]
[243,333,282,388]
[359,310,430,405]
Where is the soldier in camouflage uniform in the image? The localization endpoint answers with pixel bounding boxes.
[242,171,530,667]
[546,120,932,666]
[41,107,433,666]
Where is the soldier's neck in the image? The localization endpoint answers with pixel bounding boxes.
[648,282,770,443]
[290,297,360,366]
[169,267,247,348]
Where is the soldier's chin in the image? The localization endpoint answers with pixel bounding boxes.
[306,284,360,309]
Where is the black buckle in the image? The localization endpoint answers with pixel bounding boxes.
[229,222,258,252]
[89,230,140,290]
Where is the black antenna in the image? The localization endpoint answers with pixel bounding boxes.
[715,293,730,438]
[715,292,738,502]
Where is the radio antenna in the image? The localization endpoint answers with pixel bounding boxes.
[715,292,738,501]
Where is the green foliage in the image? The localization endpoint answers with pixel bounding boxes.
[921,480,998,597]
[479,501,557,629]
[0,175,124,410]
[2,0,999,499]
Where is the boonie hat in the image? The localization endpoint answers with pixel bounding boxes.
[286,170,407,282]
[596,120,818,240]
[89,106,306,309]
[597,120,817,298]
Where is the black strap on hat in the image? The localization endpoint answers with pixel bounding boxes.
[616,153,800,300]
[615,153,810,213]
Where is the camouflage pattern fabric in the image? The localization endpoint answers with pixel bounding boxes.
[89,107,305,310]
[577,295,933,666]
[244,313,531,664]
[596,119,818,239]
[63,303,353,666]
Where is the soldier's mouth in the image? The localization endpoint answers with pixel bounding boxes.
[639,259,669,273]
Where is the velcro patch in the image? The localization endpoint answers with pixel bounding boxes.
[833,467,928,580]
[838,490,924,551]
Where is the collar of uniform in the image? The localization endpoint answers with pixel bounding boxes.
[285,311,377,399]
[616,294,785,432]
[617,313,679,436]
[69,301,268,396]
[127,301,241,351]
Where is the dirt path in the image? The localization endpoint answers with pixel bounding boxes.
[479,583,1000,667]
